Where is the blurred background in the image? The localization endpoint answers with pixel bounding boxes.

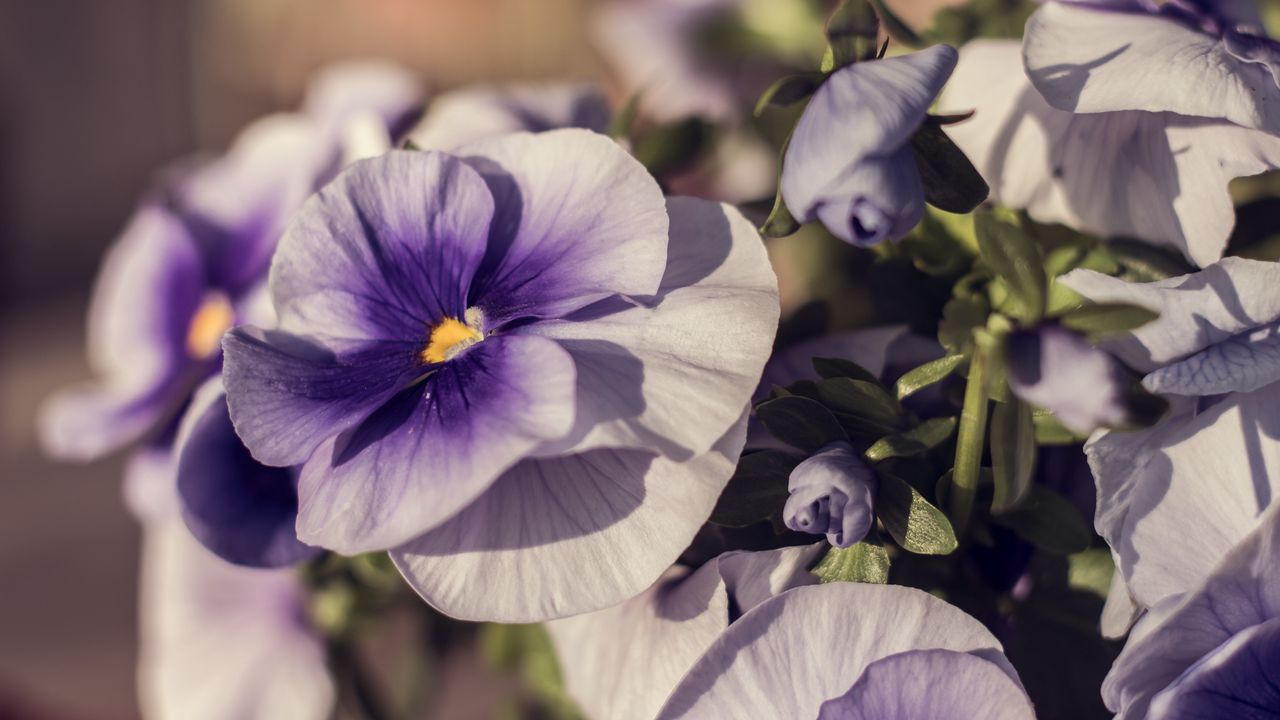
[0,1,955,718]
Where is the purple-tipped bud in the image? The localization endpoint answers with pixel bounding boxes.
[1006,325,1129,435]
[783,442,877,548]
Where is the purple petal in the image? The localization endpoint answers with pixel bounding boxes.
[1006,325,1129,435]
[297,333,576,554]
[784,442,877,548]
[269,150,495,351]
[1103,501,1280,718]
[546,544,821,720]
[222,326,425,468]
[138,520,332,720]
[408,83,610,150]
[656,583,1019,719]
[457,129,670,326]
[1147,617,1280,719]
[175,379,320,568]
[1144,320,1280,395]
[1024,2,1280,134]
[525,197,778,459]
[390,416,747,622]
[944,39,1280,268]
[38,205,205,460]
[302,60,424,141]
[817,649,1035,720]
[782,45,957,245]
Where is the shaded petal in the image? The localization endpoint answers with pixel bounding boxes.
[176,378,320,568]
[458,129,669,326]
[269,150,495,351]
[1061,258,1280,373]
[809,147,926,247]
[38,205,204,460]
[1024,2,1280,134]
[1103,501,1280,719]
[656,583,1019,719]
[222,326,424,468]
[526,197,778,459]
[302,60,424,141]
[138,520,333,720]
[1147,617,1280,719]
[817,649,1035,720]
[1144,320,1280,395]
[390,416,747,622]
[782,45,956,242]
[944,39,1280,267]
[408,83,610,150]
[299,334,576,554]
[1100,383,1280,610]
[1006,325,1129,435]
[1101,566,1141,639]
[546,545,821,720]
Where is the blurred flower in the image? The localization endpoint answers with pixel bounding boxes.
[781,45,959,247]
[943,39,1280,267]
[127,446,332,720]
[222,129,779,621]
[37,61,424,461]
[547,545,822,720]
[407,82,611,150]
[1006,324,1129,435]
[783,442,877,548]
[1104,501,1280,719]
[653,583,1035,718]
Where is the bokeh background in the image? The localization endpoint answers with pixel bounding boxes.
[0,1,955,718]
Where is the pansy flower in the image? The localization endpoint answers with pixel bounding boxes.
[782,442,877,548]
[221,129,780,621]
[1005,324,1131,435]
[942,34,1280,267]
[781,44,959,247]
[37,61,423,461]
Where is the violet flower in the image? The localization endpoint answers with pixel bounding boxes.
[1005,324,1130,435]
[221,129,780,621]
[37,62,423,461]
[783,442,877,548]
[942,34,1280,266]
[781,44,959,247]
[654,583,1035,718]
[547,545,823,720]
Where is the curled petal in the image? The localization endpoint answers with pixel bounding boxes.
[784,442,877,548]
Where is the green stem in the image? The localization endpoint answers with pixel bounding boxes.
[950,331,993,536]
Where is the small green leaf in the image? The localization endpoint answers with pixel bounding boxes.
[710,451,804,527]
[815,378,906,435]
[812,356,880,384]
[938,294,990,356]
[974,208,1047,323]
[1068,548,1115,599]
[607,91,643,140]
[1032,408,1083,445]
[761,133,801,238]
[950,328,995,534]
[755,395,847,452]
[865,416,957,462]
[813,540,890,583]
[990,396,1036,513]
[825,0,880,69]
[895,354,965,400]
[869,0,922,46]
[631,118,711,177]
[877,473,958,555]
[400,138,423,151]
[1058,303,1160,337]
[911,123,989,214]
[993,486,1092,555]
[754,73,825,116]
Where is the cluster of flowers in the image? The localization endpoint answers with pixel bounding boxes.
[39,0,1280,718]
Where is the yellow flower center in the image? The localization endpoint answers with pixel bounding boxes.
[421,311,484,364]
[186,291,235,359]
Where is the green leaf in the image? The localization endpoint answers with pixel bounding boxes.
[754,73,825,116]
[974,208,1046,323]
[400,138,423,151]
[895,354,964,400]
[990,396,1036,513]
[710,451,803,527]
[825,0,880,69]
[761,133,801,238]
[869,0,922,46]
[607,91,643,140]
[993,486,1092,555]
[938,294,990,356]
[1058,302,1160,337]
[865,416,957,462]
[631,118,712,178]
[1031,407,1082,445]
[1068,548,1115,599]
[815,378,906,435]
[813,540,890,583]
[755,395,847,452]
[949,328,995,534]
[877,473,958,554]
[911,123,989,214]
[812,356,880,384]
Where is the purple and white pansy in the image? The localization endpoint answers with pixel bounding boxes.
[221,128,780,621]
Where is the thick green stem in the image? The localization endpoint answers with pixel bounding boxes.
[950,330,993,536]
